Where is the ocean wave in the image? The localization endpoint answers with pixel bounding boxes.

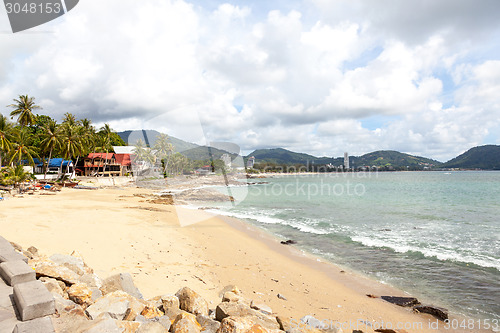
[351,236,500,271]
[209,208,329,235]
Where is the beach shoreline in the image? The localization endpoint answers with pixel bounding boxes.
[0,182,495,333]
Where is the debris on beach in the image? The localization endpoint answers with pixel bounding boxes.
[280,240,297,245]
[413,304,449,321]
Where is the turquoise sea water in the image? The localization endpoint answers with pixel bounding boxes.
[208,171,500,321]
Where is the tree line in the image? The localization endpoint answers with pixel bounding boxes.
[0,94,125,185]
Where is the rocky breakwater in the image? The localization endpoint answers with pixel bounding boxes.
[16,243,345,333]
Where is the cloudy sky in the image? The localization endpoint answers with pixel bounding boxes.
[1,0,500,161]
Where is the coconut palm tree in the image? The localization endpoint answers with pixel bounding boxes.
[59,124,83,180]
[40,120,62,179]
[0,114,13,168]
[5,165,33,192]
[153,133,174,176]
[7,95,40,128]
[9,129,38,166]
[99,124,113,177]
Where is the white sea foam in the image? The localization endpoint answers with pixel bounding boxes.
[351,236,500,271]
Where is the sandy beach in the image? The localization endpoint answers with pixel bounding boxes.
[0,181,493,333]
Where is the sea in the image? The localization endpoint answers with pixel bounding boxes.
[201,171,499,322]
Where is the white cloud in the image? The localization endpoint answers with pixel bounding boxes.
[0,0,499,161]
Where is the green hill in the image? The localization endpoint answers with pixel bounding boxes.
[354,150,441,168]
[247,148,335,165]
[246,148,442,169]
[441,145,500,170]
[117,130,198,152]
[117,130,237,161]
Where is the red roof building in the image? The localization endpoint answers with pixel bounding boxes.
[84,152,132,177]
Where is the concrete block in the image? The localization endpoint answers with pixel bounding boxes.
[0,239,28,264]
[0,261,35,286]
[14,316,55,333]
[13,280,55,321]
[0,282,15,310]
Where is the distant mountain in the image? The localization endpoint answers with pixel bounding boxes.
[247,148,335,165]
[441,145,500,170]
[117,130,237,161]
[246,148,442,169]
[354,150,441,168]
[117,130,198,152]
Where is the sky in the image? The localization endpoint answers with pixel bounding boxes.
[1,0,500,161]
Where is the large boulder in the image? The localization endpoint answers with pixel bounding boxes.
[215,302,280,330]
[217,316,257,333]
[50,253,92,276]
[39,276,66,298]
[249,301,272,315]
[141,304,165,319]
[67,283,93,307]
[222,292,244,303]
[137,322,168,333]
[53,293,89,318]
[197,314,221,333]
[30,259,80,285]
[176,287,209,316]
[101,273,144,299]
[413,305,448,321]
[85,291,132,320]
[171,312,202,333]
[81,318,125,333]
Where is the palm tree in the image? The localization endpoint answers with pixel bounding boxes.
[7,95,40,128]
[5,165,33,192]
[153,133,174,176]
[40,120,62,179]
[59,124,83,180]
[9,129,38,166]
[99,124,113,177]
[0,114,13,168]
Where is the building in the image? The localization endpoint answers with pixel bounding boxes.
[33,158,75,179]
[247,156,255,169]
[344,152,349,169]
[84,153,132,177]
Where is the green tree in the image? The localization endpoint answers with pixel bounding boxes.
[5,165,33,191]
[153,133,174,176]
[0,114,13,168]
[40,120,62,179]
[9,129,38,166]
[7,95,40,128]
[59,124,83,180]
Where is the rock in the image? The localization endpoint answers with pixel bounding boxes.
[276,316,291,331]
[90,287,103,302]
[85,291,132,320]
[158,315,172,331]
[67,283,93,307]
[244,324,270,333]
[50,253,89,276]
[137,322,168,333]
[116,320,142,333]
[80,273,103,288]
[171,312,202,333]
[30,260,81,285]
[197,314,221,333]
[52,313,93,332]
[53,294,88,318]
[176,287,209,316]
[215,302,279,330]
[280,240,297,245]
[81,318,125,333]
[249,301,272,315]
[380,296,419,307]
[219,285,241,297]
[148,295,164,311]
[217,316,256,333]
[39,277,66,297]
[141,304,165,319]
[161,294,180,311]
[101,273,144,299]
[277,294,287,301]
[413,305,448,321]
[27,246,39,257]
[222,292,244,303]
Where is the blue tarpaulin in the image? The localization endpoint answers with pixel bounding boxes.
[33,158,73,168]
